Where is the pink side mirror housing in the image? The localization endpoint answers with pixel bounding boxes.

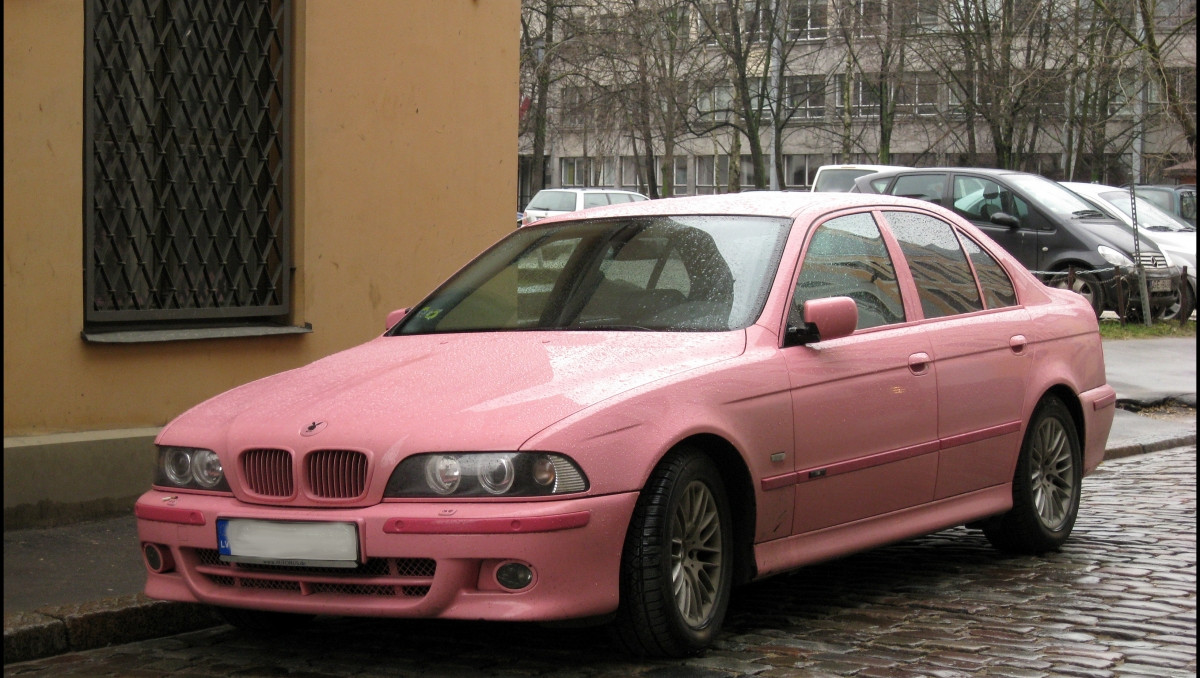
[385,308,410,332]
[801,296,858,343]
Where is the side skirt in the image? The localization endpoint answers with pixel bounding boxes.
[753,484,1012,579]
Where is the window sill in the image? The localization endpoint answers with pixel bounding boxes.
[81,323,312,344]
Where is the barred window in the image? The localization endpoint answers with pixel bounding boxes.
[85,0,291,329]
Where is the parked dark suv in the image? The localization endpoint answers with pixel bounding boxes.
[853,168,1182,318]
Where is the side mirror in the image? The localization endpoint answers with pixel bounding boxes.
[385,308,409,332]
[990,212,1020,229]
[786,296,858,346]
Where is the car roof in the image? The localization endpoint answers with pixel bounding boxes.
[864,167,1034,179]
[536,188,646,194]
[531,191,946,224]
[815,163,907,171]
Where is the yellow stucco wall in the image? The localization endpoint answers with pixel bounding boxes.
[3,0,519,436]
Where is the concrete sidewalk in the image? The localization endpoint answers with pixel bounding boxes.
[4,337,1195,664]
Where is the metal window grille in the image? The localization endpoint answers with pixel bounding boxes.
[85,0,290,325]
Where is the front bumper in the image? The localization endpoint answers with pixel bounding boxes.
[136,490,638,621]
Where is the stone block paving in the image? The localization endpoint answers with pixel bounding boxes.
[5,446,1195,677]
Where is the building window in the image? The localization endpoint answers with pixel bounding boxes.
[699,83,734,121]
[85,0,291,328]
[621,156,660,193]
[787,76,826,119]
[784,155,820,189]
[695,155,730,195]
[896,72,939,116]
[855,0,884,37]
[788,0,828,40]
[839,74,882,118]
[673,156,689,195]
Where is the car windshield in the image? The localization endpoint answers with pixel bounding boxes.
[1097,191,1195,231]
[1006,174,1105,218]
[393,215,792,334]
[526,191,577,211]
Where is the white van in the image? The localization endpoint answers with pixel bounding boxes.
[811,164,907,192]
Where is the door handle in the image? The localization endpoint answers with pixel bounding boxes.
[1009,335,1027,354]
[908,352,931,376]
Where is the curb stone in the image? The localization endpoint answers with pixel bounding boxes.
[3,595,220,664]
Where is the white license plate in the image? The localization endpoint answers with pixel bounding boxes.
[217,519,359,568]
[1150,279,1172,292]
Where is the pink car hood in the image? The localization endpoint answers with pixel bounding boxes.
[160,331,747,454]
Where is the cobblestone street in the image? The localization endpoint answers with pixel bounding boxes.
[6,446,1195,678]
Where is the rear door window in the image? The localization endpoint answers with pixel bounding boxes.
[883,211,983,318]
[583,194,610,208]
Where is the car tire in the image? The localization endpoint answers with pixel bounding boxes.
[1051,269,1105,317]
[1154,281,1195,322]
[612,447,733,658]
[215,606,315,633]
[982,396,1082,554]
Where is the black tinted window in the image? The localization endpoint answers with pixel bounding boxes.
[884,211,983,318]
[791,212,905,330]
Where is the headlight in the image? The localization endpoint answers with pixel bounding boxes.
[385,452,588,498]
[1097,245,1133,267]
[154,446,230,492]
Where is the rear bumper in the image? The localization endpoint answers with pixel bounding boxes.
[136,490,638,621]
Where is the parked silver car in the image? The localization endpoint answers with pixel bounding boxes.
[521,189,649,227]
[1062,181,1195,320]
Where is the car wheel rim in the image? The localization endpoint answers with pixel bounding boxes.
[1030,416,1075,531]
[670,480,723,628]
[1052,277,1095,306]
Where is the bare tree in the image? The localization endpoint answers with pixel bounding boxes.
[1092,0,1196,156]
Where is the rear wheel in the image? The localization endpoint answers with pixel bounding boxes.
[612,448,733,657]
[1050,269,1105,317]
[982,396,1082,554]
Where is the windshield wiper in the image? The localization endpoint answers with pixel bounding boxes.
[1072,209,1108,218]
[575,325,654,331]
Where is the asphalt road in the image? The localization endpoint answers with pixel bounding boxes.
[6,445,1195,677]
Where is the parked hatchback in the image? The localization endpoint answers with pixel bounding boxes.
[854,168,1182,317]
[137,192,1115,658]
[520,188,649,226]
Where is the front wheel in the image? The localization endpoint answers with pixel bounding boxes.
[1154,281,1195,322]
[982,396,1082,554]
[612,448,733,657]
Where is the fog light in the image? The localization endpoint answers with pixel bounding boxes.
[143,543,175,573]
[495,562,534,590]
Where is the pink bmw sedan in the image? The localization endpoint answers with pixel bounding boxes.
[136,192,1116,657]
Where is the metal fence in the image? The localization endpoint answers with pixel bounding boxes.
[84,0,290,326]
